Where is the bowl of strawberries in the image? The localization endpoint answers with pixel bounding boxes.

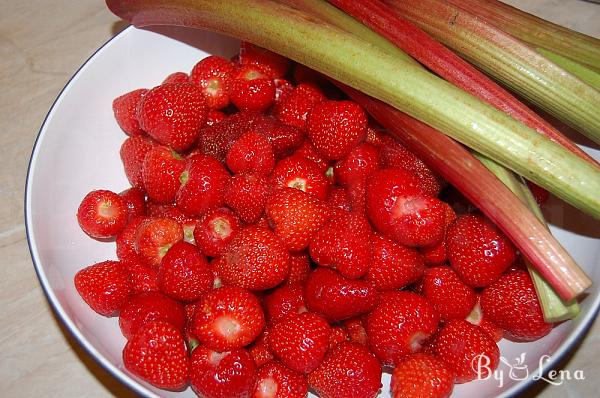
[25,24,600,398]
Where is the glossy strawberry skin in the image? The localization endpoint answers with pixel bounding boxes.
[191,286,265,351]
[117,216,150,263]
[120,135,157,189]
[286,251,311,285]
[230,65,276,112]
[134,217,184,268]
[141,145,186,204]
[190,347,256,398]
[390,353,454,398]
[176,153,230,217]
[118,291,186,339]
[430,320,499,384]
[275,83,325,131]
[226,131,275,175]
[193,207,241,257]
[122,258,160,294]
[190,55,235,110]
[158,241,213,302]
[308,342,382,398]
[386,195,447,247]
[268,312,331,374]
[270,155,329,200]
[137,82,208,152]
[225,173,271,224]
[77,189,128,239]
[263,283,307,326]
[119,187,147,222]
[447,214,517,287]
[112,88,147,136]
[253,360,308,398]
[239,42,291,79]
[249,329,274,368]
[74,260,131,316]
[422,266,478,321]
[304,268,379,322]
[162,71,189,85]
[480,270,554,342]
[123,321,189,391]
[334,142,379,188]
[218,226,290,290]
[366,291,439,367]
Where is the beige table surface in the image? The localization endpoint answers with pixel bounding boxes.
[1,0,600,397]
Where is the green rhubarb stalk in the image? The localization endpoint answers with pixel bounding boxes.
[386,0,600,144]
[536,47,600,92]
[105,0,600,220]
[474,153,580,322]
[445,0,600,74]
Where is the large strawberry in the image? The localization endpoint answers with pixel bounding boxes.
[134,217,184,268]
[253,360,308,398]
[263,282,307,325]
[224,173,271,224]
[141,145,186,204]
[422,266,477,321]
[74,260,131,316]
[226,131,275,175]
[118,291,186,339]
[275,83,325,131]
[190,55,235,110]
[390,353,454,398]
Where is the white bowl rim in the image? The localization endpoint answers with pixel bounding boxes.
[24,24,600,398]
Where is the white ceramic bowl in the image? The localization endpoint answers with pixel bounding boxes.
[25,25,600,398]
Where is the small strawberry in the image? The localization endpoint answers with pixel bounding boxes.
[193,207,241,257]
[266,188,330,252]
[273,78,294,108]
[205,109,226,126]
[334,142,379,187]
[275,83,325,131]
[253,360,308,398]
[422,266,477,321]
[112,88,147,136]
[255,117,305,159]
[146,202,197,243]
[158,241,213,302]
[419,202,457,266]
[190,347,256,398]
[191,286,265,351]
[123,321,189,390]
[134,217,184,268]
[77,189,128,239]
[304,268,379,322]
[344,317,368,346]
[118,291,186,339]
[176,153,230,216]
[239,42,291,78]
[268,312,331,374]
[366,233,425,291]
[292,140,329,173]
[137,82,208,152]
[480,270,554,341]
[226,131,275,175]
[225,173,271,224]
[230,65,276,112]
[270,155,330,200]
[465,298,504,342]
[119,187,147,222]
[429,319,499,383]
[217,226,290,290]
[447,214,517,287]
[116,216,150,263]
[74,260,131,316]
[286,251,311,285]
[329,326,350,349]
[249,329,274,368]
[141,145,186,204]
[263,283,307,325]
[120,135,158,189]
[309,211,372,279]
[390,353,454,398]
[365,291,439,367]
[122,258,160,294]
[308,342,382,398]
[190,55,235,109]
[162,71,189,85]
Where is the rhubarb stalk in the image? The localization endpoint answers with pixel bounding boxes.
[536,48,600,92]
[106,0,600,220]
[386,0,600,144]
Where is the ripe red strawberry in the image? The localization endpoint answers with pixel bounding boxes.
[193,207,241,257]
[239,42,291,78]
[118,291,186,339]
[365,291,439,367]
[122,258,160,294]
[286,251,311,285]
[253,360,308,398]
[218,226,290,290]
[480,270,554,341]
[77,189,128,239]
[447,214,517,287]
[273,78,294,108]
[224,173,270,224]
[74,260,131,316]
[344,317,368,346]
[249,329,274,368]
[304,268,379,322]
[275,83,325,131]
[307,100,368,160]
[254,117,305,159]
[190,55,235,109]
[422,266,477,321]
[466,298,503,342]
[123,321,189,390]
[176,153,230,216]
[141,145,186,204]
[334,142,379,187]
[112,88,147,136]
[230,65,276,112]
[263,283,307,325]
[137,82,208,152]
[292,140,329,173]
[308,342,382,398]
[120,135,158,189]
[190,347,256,398]
[146,202,198,244]
[266,188,330,252]
[119,187,147,222]
[419,202,457,266]
[366,233,425,291]
[205,109,226,126]
[309,212,372,279]
[390,353,454,398]
[429,319,499,383]
[190,286,265,351]
[162,71,189,85]
[226,131,275,175]
[134,217,184,268]
[329,326,350,349]
[270,155,329,200]
[326,186,352,214]
[268,312,331,374]
[158,241,213,302]
[116,216,150,263]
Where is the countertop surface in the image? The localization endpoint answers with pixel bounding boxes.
[1,0,599,397]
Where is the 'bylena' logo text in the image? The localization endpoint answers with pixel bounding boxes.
[471,353,585,388]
